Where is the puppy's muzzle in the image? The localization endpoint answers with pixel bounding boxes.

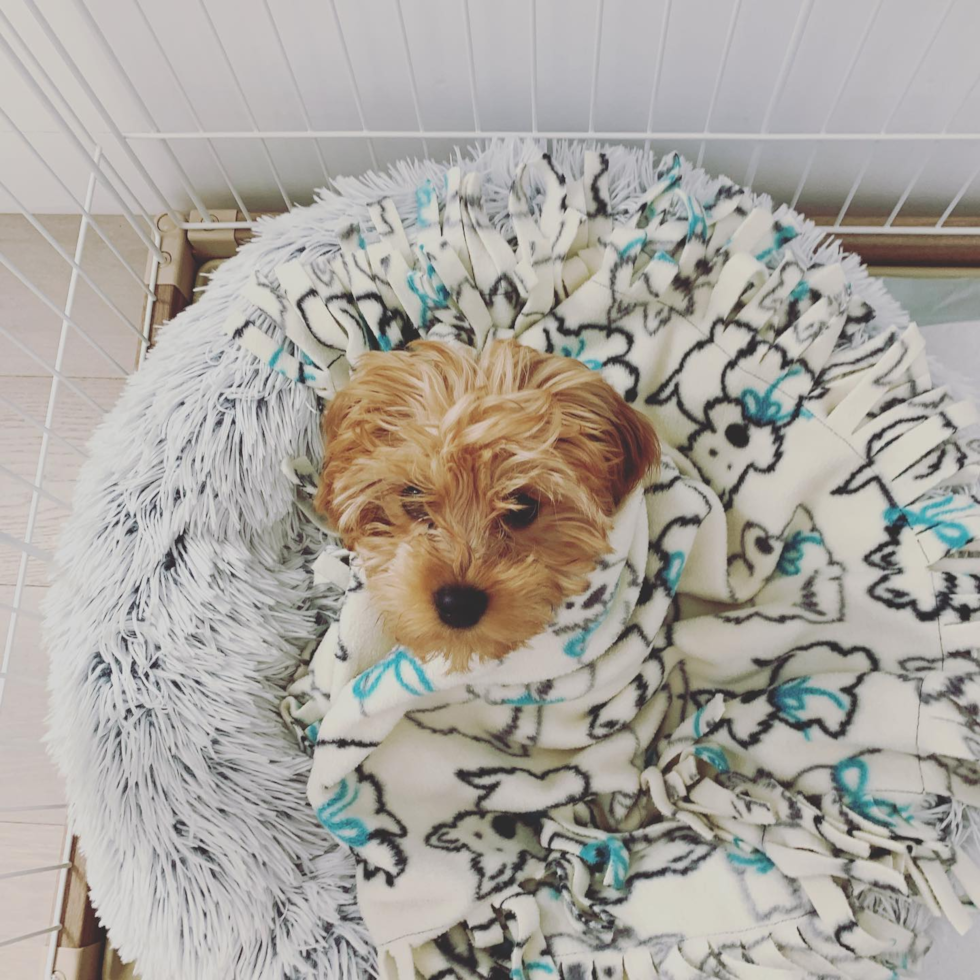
[434,584,489,629]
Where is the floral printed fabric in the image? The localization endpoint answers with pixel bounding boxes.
[224,150,980,979]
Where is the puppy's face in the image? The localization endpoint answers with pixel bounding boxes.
[317,340,659,671]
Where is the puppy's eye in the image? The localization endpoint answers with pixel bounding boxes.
[401,486,429,522]
[503,492,539,530]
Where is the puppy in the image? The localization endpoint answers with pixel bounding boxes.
[316,340,660,671]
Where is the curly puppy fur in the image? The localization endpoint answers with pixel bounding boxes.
[316,339,660,669]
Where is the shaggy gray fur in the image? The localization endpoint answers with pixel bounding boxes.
[45,139,939,980]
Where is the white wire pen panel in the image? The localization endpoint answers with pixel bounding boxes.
[0,0,978,226]
[0,0,979,975]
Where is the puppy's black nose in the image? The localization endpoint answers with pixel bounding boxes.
[434,585,488,629]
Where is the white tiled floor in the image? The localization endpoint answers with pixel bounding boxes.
[0,213,146,979]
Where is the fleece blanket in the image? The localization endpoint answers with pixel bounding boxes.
[221,149,980,980]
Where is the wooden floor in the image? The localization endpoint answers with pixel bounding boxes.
[0,214,147,979]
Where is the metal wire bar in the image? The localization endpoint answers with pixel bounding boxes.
[0,328,114,414]
[165,220,285,230]
[394,0,429,156]
[886,63,980,226]
[0,393,90,460]
[25,0,196,226]
[696,0,742,169]
[0,178,148,344]
[0,925,61,950]
[744,0,815,188]
[126,128,980,142]
[529,0,538,133]
[260,0,330,186]
[68,0,211,221]
[587,0,605,133]
[326,0,378,169]
[0,4,152,228]
[834,153,874,226]
[461,0,481,131]
[643,0,672,153]
[790,0,885,209]
[0,863,71,882]
[0,601,43,622]
[0,27,166,262]
[836,0,957,226]
[139,229,161,369]
[881,0,957,135]
[817,223,980,235]
[0,532,51,563]
[0,105,154,296]
[133,0,253,219]
[938,158,980,227]
[1,152,102,690]
[884,162,933,230]
[0,251,132,378]
[0,463,69,509]
[194,0,292,210]
[44,827,75,977]
[0,804,65,814]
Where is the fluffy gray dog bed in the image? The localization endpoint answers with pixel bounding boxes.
[47,139,965,980]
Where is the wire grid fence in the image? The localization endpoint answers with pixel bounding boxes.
[1,0,980,975]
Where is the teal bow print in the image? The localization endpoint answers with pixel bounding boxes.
[558,336,602,371]
[501,691,565,706]
[415,180,437,228]
[563,617,601,658]
[692,704,707,738]
[772,676,846,740]
[755,225,798,264]
[664,550,686,593]
[511,962,556,980]
[352,648,434,702]
[315,778,370,847]
[406,260,450,328]
[617,233,647,258]
[693,744,730,772]
[834,758,912,828]
[789,279,810,302]
[580,836,630,890]
[776,531,823,576]
[680,192,708,240]
[884,495,974,551]
[740,366,810,426]
[563,596,614,659]
[726,838,775,874]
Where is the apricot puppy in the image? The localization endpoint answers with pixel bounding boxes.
[316,339,660,671]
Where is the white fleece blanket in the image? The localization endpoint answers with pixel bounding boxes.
[223,149,980,980]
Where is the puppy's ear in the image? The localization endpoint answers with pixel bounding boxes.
[527,351,660,514]
[314,386,357,531]
[315,362,394,540]
[607,390,661,508]
[581,376,661,511]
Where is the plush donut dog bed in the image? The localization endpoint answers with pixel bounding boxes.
[46,140,980,980]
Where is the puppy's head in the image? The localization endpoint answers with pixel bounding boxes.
[317,339,659,670]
